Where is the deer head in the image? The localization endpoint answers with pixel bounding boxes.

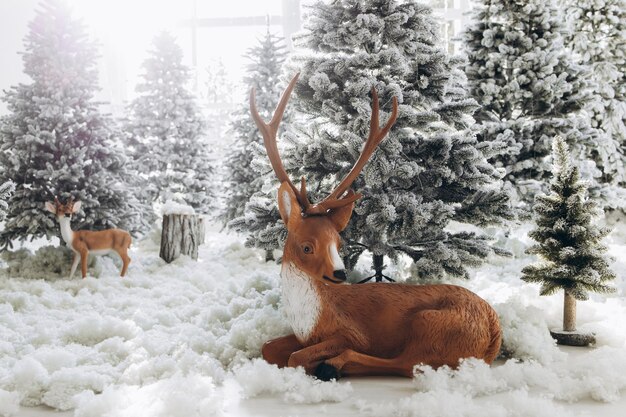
[250,74,398,284]
[45,196,81,220]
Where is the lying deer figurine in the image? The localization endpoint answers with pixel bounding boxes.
[45,197,132,279]
[252,74,502,381]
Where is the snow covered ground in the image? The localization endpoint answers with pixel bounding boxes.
[1,221,625,417]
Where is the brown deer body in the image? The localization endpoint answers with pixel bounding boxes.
[45,198,132,279]
[252,74,501,380]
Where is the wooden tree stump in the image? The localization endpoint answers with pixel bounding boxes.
[160,214,199,263]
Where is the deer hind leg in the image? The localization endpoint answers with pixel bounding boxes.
[69,253,80,279]
[80,249,88,279]
[117,248,131,277]
[325,350,414,378]
[262,334,303,368]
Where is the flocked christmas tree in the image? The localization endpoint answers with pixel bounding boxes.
[560,0,626,204]
[260,0,514,281]
[463,0,602,203]
[221,31,288,230]
[0,0,146,248]
[125,32,215,216]
[522,136,615,344]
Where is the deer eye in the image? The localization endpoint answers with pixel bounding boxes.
[302,243,314,255]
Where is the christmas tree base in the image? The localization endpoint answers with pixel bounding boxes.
[550,329,595,346]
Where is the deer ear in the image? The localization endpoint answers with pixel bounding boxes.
[71,201,82,213]
[328,189,357,231]
[328,202,354,232]
[277,182,301,230]
[45,202,57,214]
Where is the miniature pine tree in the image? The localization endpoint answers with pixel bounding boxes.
[125,32,215,216]
[221,31,288,227]
[463,0,603,203]
[275,0,513,281]
[0,0,147,248]
[560,0,626,205]
[522,136,615,341]
[0,181,15,221]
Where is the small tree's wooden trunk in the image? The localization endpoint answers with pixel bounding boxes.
[265,249,275,262]
[160,214,199,263]
[197,216,206,245]
[563,290,576,332]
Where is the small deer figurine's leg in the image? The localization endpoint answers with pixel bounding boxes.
[69,253,80,279]
[262,334,303,368]
[118,249,130,277]
[80,249,88,279]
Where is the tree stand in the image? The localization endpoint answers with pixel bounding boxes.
[358,254,395,283]
[550,291,595,346]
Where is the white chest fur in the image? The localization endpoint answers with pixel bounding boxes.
[280,263,322,343]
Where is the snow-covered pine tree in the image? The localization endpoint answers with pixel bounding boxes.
[125,32,215,216]
[560,0,626,204]
[463,0,600,203]
[221,31,288,228]
[277,0,513,281]
[521,136,615,340]
[0,181,15,221]
[0,0,146,248]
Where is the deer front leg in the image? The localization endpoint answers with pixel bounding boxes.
[69,253,80,279]
[325,349,413,378]
[262,334,303,368]
[288,336,347,381]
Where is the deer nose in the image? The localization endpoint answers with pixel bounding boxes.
[333,270,347,282]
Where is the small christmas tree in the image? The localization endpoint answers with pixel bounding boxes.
[125,32,215,216]
[0,0,147,248]
[521,136,616,346]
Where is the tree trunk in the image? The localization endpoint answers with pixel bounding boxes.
[159,214,199,263]
[372,254,385,282]
[563,290,576,332]
[197,216,205,245]
[265,249,275,262]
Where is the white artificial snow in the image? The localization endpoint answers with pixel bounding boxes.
[0,222,624,416]
[0,389,20,417]
[232,359,352,404]
[159,200,196,216]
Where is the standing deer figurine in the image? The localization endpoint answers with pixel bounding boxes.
[45,197,132,279]
[253,74,502,381]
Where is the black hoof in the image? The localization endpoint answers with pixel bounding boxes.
[314,363,341,381]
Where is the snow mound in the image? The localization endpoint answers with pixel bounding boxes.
[232,359,352,404]
[160,200,195,215]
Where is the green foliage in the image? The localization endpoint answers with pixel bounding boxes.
[0,181,15,221]
[463,0,606,203]
[222,31,288,228]
[521,137,616,299]
[560,0,626,193]
[0,0,147,248]
[125,32,215,216]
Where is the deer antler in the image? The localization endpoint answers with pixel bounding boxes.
[250,73,399,216]
[250,74,303,205]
